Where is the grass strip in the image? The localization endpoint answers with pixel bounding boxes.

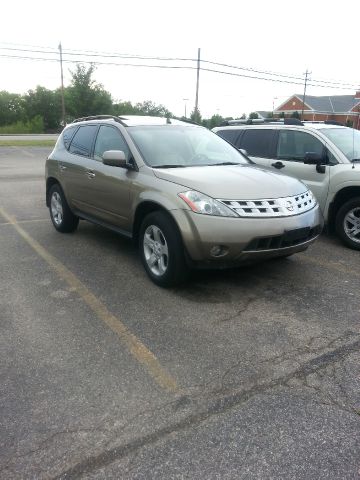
[0,140,56,147]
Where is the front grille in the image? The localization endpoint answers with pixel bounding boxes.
[243,225,322,252]
[218,191,316,217]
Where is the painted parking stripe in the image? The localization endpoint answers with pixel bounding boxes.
[0,207,179,393]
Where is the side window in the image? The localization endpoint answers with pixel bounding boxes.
[94,125,130,161]
[277,130,324,161]
[216,129,239,146]
[62,126,78,150]
[240,129,274,158]
[69,125,98,157]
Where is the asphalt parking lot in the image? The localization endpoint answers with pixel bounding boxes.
[0,146,359,479]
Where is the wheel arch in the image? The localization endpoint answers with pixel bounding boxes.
[46,177,61,207]
[328,186,360,231]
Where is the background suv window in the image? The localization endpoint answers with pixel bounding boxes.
[216,129,239,146]
[277,130,324,161]
[239,129,274,157]
[94,125,130,161]
[69,125,98,157]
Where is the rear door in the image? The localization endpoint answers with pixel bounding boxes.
[236,129,276,168]
[271,129,330,210]
[59,124,99,213]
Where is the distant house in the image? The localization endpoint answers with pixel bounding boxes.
[255,111,271,120]
[274,91,360,129]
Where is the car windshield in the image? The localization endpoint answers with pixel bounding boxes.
[127,125,249,167]
[319,128,360,162]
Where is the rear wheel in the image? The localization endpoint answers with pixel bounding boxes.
[139,211,189,287]
[335,197,360,250]
[49,184,79,233]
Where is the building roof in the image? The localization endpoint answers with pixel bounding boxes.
[291,94,359,113]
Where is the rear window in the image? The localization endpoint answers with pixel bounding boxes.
[62,126,77,150]
[69,125,98,157]
[216,129,239,146]
[239,129,274,158]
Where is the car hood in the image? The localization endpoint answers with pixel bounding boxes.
[153,164,307,199]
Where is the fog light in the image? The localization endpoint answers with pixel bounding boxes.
[210,245,229,257]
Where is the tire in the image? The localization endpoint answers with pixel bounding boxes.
[335,197,360,250]
[139,211,189,287]
[49,183,79,233]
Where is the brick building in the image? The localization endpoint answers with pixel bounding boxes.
[274,91,360,129]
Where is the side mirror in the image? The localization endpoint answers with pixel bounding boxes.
[304,152,323,165]
[102,150,127,167]
[304,152,326,174]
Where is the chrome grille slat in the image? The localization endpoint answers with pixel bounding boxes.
[219,191,316,217]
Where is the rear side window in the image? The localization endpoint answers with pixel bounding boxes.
[62,126,77,150]
[239,129,274,158]
[69,125,98,157]
[216,129,239,146]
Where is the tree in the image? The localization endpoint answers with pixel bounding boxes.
[249,112,259,119]
[0,91,25,126]
[65,64,113,119]
[190,108,202,124]
[113,101,138,116]
[291,111,300,119]
[134,100,172,117]
[24,86,61,130]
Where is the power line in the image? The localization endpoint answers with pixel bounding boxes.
[0,43,358,89]
[0,52,357,91]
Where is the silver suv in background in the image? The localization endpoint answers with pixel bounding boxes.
[46,115,323,286]
[214,120,360,250]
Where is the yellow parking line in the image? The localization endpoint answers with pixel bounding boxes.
[0,218,48,226]
[301,253,360,278]
[0,207,179,393]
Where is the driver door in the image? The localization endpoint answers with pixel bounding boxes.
[270,129,330,211]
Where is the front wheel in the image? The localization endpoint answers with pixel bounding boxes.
[139,211,189,287]
[49,184,79,233]
[335,197,360,250]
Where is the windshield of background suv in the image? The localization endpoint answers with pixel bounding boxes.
[320,128,360,161]
[127,126,249,167]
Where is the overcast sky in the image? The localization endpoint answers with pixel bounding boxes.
[1,0,359,118]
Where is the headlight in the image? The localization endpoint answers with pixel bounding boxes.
[307,189,317,205]
[178,191,238,217]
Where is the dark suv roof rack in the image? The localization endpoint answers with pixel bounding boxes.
[220,118,304,127]
[72,115,127,125]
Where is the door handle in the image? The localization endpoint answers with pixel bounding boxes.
[86,170,96,178]
[271,161,285,169]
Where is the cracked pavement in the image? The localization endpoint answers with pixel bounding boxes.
[0,148,359,479]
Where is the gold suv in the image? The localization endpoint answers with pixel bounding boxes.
[46,115,323,286]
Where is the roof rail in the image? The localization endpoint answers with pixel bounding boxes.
[72,115,127,125]
[221,118,304,127]
[324,120,344,126]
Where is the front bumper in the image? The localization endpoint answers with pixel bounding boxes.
[171,205,323,265]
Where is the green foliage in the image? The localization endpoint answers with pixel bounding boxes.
[65,64,113,119]
[249,112,259,119]
[190,108,202,124]
[0,91,25,126]
[24,86,61,130]
[135,100,172,117]
[291,111,300,119]
[0,115,44,133]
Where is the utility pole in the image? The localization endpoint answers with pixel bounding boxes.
[301,69,311,121]
[194,48,201,122]
[58,42,66,127]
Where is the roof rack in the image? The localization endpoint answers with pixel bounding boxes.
[72,115,127,125]
[220,118,304,127]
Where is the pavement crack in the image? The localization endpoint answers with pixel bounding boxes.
[52,338,360,479]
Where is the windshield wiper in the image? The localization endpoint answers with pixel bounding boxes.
[210,162,241,166]
[351,158,360,163]
[152,164,186,168]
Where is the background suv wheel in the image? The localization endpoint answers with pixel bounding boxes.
[49,184,79,233]
[335,197,360,250]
